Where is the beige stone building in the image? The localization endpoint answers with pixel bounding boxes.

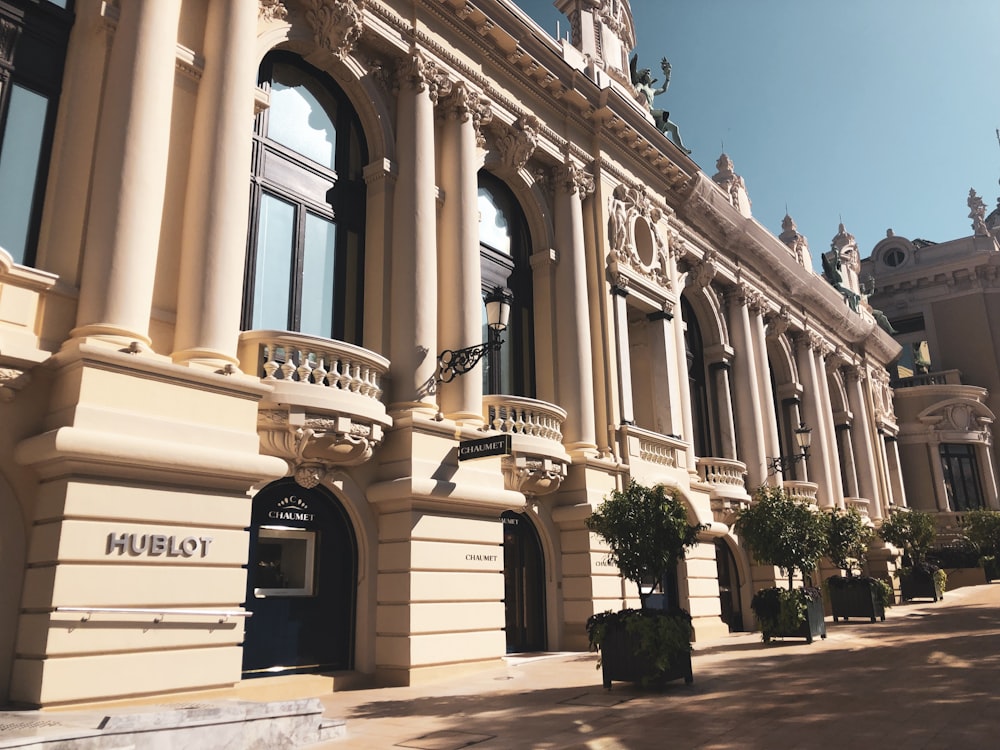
[0,0,902,707]
[860,189,1000,529]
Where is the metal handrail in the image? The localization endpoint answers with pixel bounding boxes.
[55,607,252,623]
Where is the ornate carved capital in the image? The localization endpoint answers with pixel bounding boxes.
[494,115,540,173]
[396,50,451,102]
[551,158,595,198]
[258,0,288,23]
[304,0,365,61]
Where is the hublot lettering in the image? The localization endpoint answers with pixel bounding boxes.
[107,532,214,558]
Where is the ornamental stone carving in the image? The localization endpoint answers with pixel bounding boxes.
[969,188,991,237]
[258,0,288,23]
[607,183,669,288]
[551,158,595,197]
[0,14,20,65]
[494,115,539,173]
[0,367,30,402]
[440,82,492,146]
[258,409,384,468]
[501,455,568,497]
[304,0,365,61]
[766,304,791,338]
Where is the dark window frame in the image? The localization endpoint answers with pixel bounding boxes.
[0,0,74,267]
[243,51,367,344]
[940,443,985,512]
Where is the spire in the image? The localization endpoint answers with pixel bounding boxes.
[778,211,811,270]
[711,153,752,217]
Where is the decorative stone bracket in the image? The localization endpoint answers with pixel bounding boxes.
[259,408,384,476]
[501,454,568,498]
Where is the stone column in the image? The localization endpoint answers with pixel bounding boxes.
[839,426,859,498]
[648,309,680,438]
[73,0,183,345]
[709,360,737,459]
[816,353,846,508]
[172,0,257,368]
[609,283,634,426]
[727,286,767,487]
[928,439,949,511]
[552,160,596,453]
[437,82,489,422]
[976,443,1000,510]
[885,437,908,509]
[846,366,881,519]
[388,52,444,413]
[749,298,781,468]
[794,332,836,505]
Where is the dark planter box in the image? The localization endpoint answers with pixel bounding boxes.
[762,595,827,644]
[900,571,944,602]
[829,581,886,623]
[599,622,693,690]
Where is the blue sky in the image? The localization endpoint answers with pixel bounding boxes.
[517,0,1000,271]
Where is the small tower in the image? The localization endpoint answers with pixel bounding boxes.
[555,0,635,87]
[779,212,812,270]
[712,153,752,218]
[829,222,861,296]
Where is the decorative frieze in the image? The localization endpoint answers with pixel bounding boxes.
[606,182,670,289]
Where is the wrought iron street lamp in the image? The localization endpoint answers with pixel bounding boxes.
[436,286,513,383]
[766,423,812,476]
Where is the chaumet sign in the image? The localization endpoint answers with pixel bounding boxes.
[457,434,512,461]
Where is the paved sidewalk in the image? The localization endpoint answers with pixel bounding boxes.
[310,583,1000,749]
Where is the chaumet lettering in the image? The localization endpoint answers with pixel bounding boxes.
[267,510,315,522]
[465,553,499,562]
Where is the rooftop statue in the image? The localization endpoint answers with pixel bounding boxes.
[629,54,691,154]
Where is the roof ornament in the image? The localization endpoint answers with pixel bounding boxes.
[629,54,691,154]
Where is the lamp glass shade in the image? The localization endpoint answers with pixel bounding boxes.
[485,287,513,331]
[794,423,812,451]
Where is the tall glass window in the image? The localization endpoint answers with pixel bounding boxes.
[243,53,367,343]
[478,172,533,397]
[0,1,74,266]
[940,443,984,512]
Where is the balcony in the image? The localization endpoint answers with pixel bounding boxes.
[892,369,962,388]
[483,395,570,497]
[238,330,392,472]
[844,497,873,522]
[783,480,819,505]
[695,457,750,521]
[619,424,688,481]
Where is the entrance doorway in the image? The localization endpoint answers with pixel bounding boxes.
[715,538,744,632]
[502,510,546,653]
[242,478,357,675]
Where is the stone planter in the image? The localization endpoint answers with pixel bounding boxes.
[828,578,887,623]
[758,590,827,644]
[900,569,944,602]
[598,622,693,690]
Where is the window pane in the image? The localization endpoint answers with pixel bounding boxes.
[478,187,511,255]
[300,213,336,337]
[252,194,296,330]
[0,85,49,264]
[268,64,337,169]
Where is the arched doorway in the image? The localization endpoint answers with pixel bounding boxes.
[715,538,744,632]
[502,510,546,653]
[242,478,357,676]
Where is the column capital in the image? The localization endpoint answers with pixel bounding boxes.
[549,157,595,198]
[439,81,493,145]
[396,49,451,102]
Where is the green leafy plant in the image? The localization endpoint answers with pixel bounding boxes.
[826,506,874,577]
[826,573,894,608]
[961,510,1000,572]
[877,509,936,567]
[586,481,702,608]
[734,485,830,589]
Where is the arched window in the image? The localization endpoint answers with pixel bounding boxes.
[682,296,711,458]
[0,0,73,266]
[478,172,534,397]
[243,52,367,344]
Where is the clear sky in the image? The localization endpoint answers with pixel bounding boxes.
[517,0,1000,272]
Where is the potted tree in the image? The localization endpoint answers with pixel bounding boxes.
[825,506,892,622]
[961,509,1000,582]
[585,481,702,689]
[878,509,946,601]
[734,486,829,643]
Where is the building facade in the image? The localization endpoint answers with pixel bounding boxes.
[0,0,901,707]
[860,189,1000,530]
